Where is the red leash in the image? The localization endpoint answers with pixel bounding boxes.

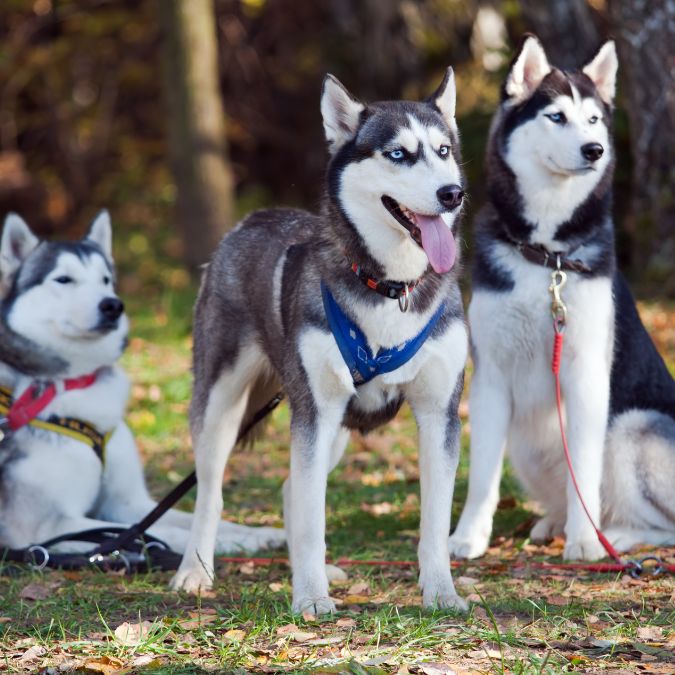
[548,266,674,577]
[5,372,98,431]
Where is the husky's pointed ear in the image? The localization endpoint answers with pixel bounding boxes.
[583,40,618,104]
[321,74,364,153]
[431,67,456,127]
[1,213,40,280]
[86,209,112,259]
[505,35,551,102]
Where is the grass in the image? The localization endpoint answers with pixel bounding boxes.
[0,287,674,673]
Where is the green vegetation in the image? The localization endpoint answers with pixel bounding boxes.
[1,288,673,673]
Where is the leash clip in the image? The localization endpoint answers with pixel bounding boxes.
[549,257,568,333]
[627,555,665,579]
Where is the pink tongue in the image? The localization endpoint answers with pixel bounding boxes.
[414,214,456,274]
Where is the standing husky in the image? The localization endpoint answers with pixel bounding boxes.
[449,36,675,562]
[171,71,469,614]
[0,212,284,555]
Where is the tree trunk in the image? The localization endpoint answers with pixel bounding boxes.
[608,0,675,292]
[519,0,600,67]
[159,0,233,272]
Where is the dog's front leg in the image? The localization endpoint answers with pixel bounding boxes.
[287,404,347,615]
[410,372,467,612]
[560,343,611,561]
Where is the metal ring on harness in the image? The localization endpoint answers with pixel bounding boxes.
[629,555,666,578]
[0,416,9,444]
[398,284,410,313]
[27,545,50,571]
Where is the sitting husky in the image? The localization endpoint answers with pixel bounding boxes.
[171,71,469,614]
[449,36,675,561]
[0,212,285,555]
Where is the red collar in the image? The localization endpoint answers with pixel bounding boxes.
[5,372,98,431]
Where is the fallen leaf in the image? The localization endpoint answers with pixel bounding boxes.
[305,635,345,646]
[239,562,255,575]
[20,583,52,600]
[302,609,317,621]
[19,645,47,662]
[636,626,664,642]
[336,617,357,628]
[276,623,299,636]
[131,655,159,668]
[348,582,371,595]
[418,663,457,675]
[343,594,371,604]
[291,630,318,643]
[83,655,126,674]
[113,621,153,646]
[545,595,568,606]
[456,576,480,587]
[177,614,218,630]
[223,629,246,641]
[268,582,284,592]
[0,617,11,624]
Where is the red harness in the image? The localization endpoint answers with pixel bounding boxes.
[4,372,98,431]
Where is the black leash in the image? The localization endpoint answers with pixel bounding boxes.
[0,392,285,575]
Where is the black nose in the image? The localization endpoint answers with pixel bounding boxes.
[581,143,604,162]
[99,297,124,322]
[437,184,464,210]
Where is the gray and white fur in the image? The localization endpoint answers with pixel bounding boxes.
[449,36,675,562]
[0,212,285,555]
[171,71,470,614]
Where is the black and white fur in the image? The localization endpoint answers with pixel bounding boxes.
[171,71,469,614]
[0,212,285,555]
[449,36,675,561]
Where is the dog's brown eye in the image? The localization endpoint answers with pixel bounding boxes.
[55,275,73,284]
[103,276,111,285]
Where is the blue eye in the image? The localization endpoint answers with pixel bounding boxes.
[545,112,566,124]
[589,115,599,124]
[103,275,111,285]
[387,149,406,161]
[438,145,450,158]
[55,276,73,284]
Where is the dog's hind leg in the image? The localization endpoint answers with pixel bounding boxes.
[602,409,675,550]
[170,347,261,593]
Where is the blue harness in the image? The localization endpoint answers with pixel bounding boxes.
[321,282,445,386]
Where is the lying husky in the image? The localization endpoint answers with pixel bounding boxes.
[0,212,285,555]
[449,36,675,561]
[171,71,469,614]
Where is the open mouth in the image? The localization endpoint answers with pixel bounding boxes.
[381,196,423,246]
[381,196,457,274]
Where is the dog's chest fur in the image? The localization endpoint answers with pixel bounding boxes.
[470,247,614,427]
[0,366,128,514]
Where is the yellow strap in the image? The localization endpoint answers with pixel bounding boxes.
[0,385,108,463]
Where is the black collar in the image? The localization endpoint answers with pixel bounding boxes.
[349,261,424,312]
[507,239,593,275]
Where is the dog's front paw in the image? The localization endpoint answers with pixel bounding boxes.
[292,595,336,616]
[530,516,564,543]
[422,587,468,613]
[564,538,606,561]
[448,532,489,559]
[170,565,214,594]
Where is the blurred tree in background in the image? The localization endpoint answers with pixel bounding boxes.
[0,0,672,293]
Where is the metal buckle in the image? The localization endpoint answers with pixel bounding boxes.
[27,545,50,571]
[398,284,410,313]
[0,416,11,444]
